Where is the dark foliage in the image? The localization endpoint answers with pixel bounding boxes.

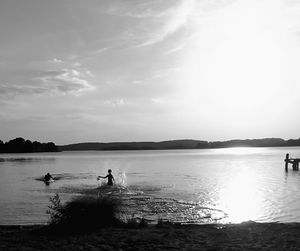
[0,137,58,153]
[47,194,123,233]
[47,194,65,226]
[59,138,300,151]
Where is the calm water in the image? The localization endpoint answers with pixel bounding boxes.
[1,147,300,225]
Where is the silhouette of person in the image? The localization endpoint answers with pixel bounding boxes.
[44,172,53,182]
[97,169,115,186]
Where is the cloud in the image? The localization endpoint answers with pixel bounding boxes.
[95,47,108,54]
[0,68,95,97]
[106,0,236,48]
[48,58,63,63]
[103,99,125,106]
[37,68,95,95]
[163,43,186,55]
[0,82,47,96]
[107,0,195,47]
[131,80,144,85]
[136,0,196,46]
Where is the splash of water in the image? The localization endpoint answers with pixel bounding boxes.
[50,183,227,224]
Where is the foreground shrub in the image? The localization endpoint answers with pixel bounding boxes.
[47,194,123,232]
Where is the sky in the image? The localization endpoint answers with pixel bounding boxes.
[1,0,300,144]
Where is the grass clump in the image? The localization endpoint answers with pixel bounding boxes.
[47,194,123,232]
[124,215,148,228]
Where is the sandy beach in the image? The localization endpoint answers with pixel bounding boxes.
[1,222,300,250]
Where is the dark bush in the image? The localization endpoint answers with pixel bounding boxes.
[47,194,123,232]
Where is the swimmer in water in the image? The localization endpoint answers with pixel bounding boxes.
[97,169,115,186]
[44,172,53,182]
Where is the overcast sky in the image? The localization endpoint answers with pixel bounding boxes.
[1,0,300,144]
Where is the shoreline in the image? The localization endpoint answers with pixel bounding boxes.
[1,221,300,250]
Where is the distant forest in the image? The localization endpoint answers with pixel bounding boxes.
[59,138,300,151]
[0,137,59,153]
[2,137,299,153]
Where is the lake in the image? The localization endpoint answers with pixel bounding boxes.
[1,147,300,225]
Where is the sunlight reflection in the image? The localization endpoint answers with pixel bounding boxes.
[217,147,261,155]
[218,170,262,223]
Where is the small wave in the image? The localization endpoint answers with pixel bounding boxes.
[0,157,55,163]
[120,196,227,224]
[34,173,96,182]
[127,185,162,193]
[34,176,63,182]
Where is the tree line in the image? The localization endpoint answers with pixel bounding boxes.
[60,138,300,151]
[0,137,59,153]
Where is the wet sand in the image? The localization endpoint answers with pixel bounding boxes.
[1,222,300,250]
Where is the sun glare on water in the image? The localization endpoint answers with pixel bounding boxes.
[218,170,262,223]
[217,147,262,155]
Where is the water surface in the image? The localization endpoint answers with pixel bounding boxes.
[0,147,300,225]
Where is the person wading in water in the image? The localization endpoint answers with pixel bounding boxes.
[97,169,115,186]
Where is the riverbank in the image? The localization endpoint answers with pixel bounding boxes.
[1,222,300,250]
